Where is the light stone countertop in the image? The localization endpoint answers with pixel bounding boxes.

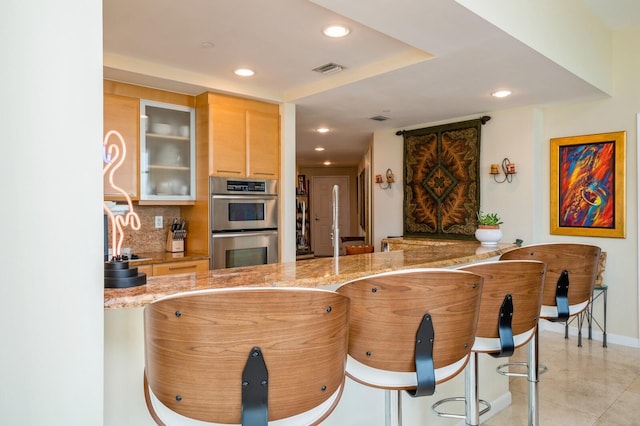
[104,240,516,309]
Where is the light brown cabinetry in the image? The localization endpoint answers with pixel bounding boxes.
[182,92,281,261]
[152,259,209,276]
[210,105,246,176]
[199,92,280,178]
[103,80,196,205]
[103,94,139,200]
[247,110,280,178]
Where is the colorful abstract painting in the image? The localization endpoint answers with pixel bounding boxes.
[558,142,614,228]
[551,131,626,238]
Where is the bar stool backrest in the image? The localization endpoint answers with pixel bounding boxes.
[458,260,546,352]
[143,287,350,425]
[336,268,483,390]
[500,243,601,318]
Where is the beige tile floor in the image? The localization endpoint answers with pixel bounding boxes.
[486,329,640,426]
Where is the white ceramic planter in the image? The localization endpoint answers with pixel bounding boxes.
[475,226,503,246]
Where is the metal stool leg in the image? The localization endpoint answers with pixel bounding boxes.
[466,352,480,426]
[385,389,401,426]
[527,328,539,426]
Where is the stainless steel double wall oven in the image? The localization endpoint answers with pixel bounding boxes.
[210,177,278,269]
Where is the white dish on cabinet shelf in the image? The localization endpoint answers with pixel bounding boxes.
[151,123,172,135]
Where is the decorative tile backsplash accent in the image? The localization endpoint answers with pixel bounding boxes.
[112,205,181,253]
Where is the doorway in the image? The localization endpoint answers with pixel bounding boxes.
[311,176,350,256]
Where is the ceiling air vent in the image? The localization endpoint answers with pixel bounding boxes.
[312,62,345,75]
[370,115,391,122]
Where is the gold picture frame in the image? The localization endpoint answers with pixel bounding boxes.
[550,131,626,238]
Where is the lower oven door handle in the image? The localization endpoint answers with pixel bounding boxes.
[212,230,278,238]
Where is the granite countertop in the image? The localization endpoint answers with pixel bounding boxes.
[104,241,515,310]
[382,237,465,248]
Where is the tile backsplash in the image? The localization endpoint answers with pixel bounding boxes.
[107,205,181,254]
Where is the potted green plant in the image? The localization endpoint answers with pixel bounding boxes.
[475,211,503,246]
[476,211,503,228]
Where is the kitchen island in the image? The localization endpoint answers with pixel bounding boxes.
[105,240,516,425]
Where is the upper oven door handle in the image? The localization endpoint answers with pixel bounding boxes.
[212,194,277,200]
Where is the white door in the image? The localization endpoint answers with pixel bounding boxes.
[311,176,350,256]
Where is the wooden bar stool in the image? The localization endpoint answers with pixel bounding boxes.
[499,243,601,425]
[500,243,601,344]
[143,287,350,426]
[431,260,546,426]
[336,268,484,425]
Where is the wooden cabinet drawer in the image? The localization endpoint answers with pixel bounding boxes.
[152,259,209,276]
[136,265,153,276]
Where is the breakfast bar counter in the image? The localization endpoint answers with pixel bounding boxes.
[104,240,517,426]
[104,240,515,309]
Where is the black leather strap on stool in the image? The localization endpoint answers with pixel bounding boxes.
[554,270,570,322]
[242,347,268,426]
[490,294,514,358]
[407,313,435,397]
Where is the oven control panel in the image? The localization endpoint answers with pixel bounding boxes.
[211,177,278,196]
[226,180,266,193]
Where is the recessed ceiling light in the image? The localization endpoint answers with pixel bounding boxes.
[316,127,330,133]
[491,90,512,98]
[323,25,350,38]
[323,161,332,166]
[234,68,255,77]
[314,147,325,151]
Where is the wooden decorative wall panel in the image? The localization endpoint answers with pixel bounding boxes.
[402,119,483,239]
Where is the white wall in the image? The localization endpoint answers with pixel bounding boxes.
[480,107,540,246]
[371,129,404,249]
[0,0,104,424]
[280,103,297,262]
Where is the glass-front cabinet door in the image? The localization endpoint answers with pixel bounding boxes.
[140,100,195,202]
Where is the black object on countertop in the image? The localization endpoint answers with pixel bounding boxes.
[104,260,146,288]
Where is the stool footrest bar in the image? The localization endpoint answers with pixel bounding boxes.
[496,361,548,377]
[431,396,491,419]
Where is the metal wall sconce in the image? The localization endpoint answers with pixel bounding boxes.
[375,168,395,189]
[490,158,516,183]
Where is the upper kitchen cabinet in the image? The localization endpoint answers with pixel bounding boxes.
[140,100,196,203]
[103,94,139,200]
[247,110,280,178]
[197,92,280,179]
[210,104,246,176]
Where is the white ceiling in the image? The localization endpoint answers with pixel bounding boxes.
[103,0,640,167]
